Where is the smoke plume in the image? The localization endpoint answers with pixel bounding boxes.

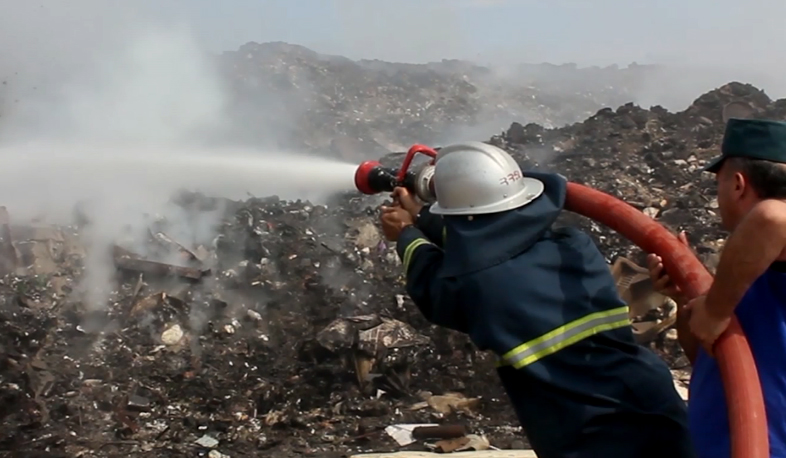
[0,1,355,311]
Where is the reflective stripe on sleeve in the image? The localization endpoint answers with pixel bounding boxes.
[498,306,630,369]
[402,238,431,272]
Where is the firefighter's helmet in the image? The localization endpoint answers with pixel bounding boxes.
[429,141,544,216]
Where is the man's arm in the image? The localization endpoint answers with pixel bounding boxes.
[675,298,698,364]
[414,205,446,248]
[396,225,467,333]
[706,200,786,319]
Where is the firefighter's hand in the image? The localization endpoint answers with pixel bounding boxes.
[391,187,423,218]
[380,205,414,241]
[686,294,731,357]
[646,231,690,301]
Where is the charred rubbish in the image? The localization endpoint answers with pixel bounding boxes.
[0,81,782,457]
[0,194,514,458]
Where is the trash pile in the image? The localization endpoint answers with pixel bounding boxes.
[0,196,519,458]
[219,42,654,159]
[0,81,782,457]
[494,81,779,269]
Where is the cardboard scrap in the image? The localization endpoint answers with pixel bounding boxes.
[426,392,480,414]
[610,256,675,343]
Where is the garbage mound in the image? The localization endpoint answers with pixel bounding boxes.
[0,197,515,458]
[0,81,781,457]
[494,81,778,269]
[220,42,655,158]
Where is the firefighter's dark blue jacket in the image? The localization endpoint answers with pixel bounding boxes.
[395,171,694,458]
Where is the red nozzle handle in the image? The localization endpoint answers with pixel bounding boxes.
[396,144,438,182]
[355,160,382,194]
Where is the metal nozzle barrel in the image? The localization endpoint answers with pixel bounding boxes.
[354,160,436,204]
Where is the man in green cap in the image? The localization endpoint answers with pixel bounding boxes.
[648,117,786,457]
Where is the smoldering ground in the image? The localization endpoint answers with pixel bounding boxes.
[0,3,357,313]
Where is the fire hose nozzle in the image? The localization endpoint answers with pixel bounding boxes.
[354,161,396,195]
[353,160,436,203]
[355,144,440,202]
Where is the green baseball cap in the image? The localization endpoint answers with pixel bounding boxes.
[703,118,786,173]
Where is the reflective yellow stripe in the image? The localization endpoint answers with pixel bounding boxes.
[402,238,431,271]
[499,306,630,369]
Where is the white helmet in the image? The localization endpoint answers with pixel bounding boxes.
[429,141,544,216]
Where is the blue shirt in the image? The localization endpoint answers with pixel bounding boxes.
[689,262,786,457]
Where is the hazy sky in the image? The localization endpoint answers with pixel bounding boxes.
[1,0,783,66]
[1,0,784,141]
[177,0,783,66]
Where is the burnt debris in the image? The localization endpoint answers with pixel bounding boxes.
[0,68,781,457]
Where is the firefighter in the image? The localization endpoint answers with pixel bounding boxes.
[380,141,695,458]
[648,118,786,458]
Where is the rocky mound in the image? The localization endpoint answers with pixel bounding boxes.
[1,81,782,458]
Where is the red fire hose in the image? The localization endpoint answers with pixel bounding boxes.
[565,182,768,458]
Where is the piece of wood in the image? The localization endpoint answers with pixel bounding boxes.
[411,424,467,440]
